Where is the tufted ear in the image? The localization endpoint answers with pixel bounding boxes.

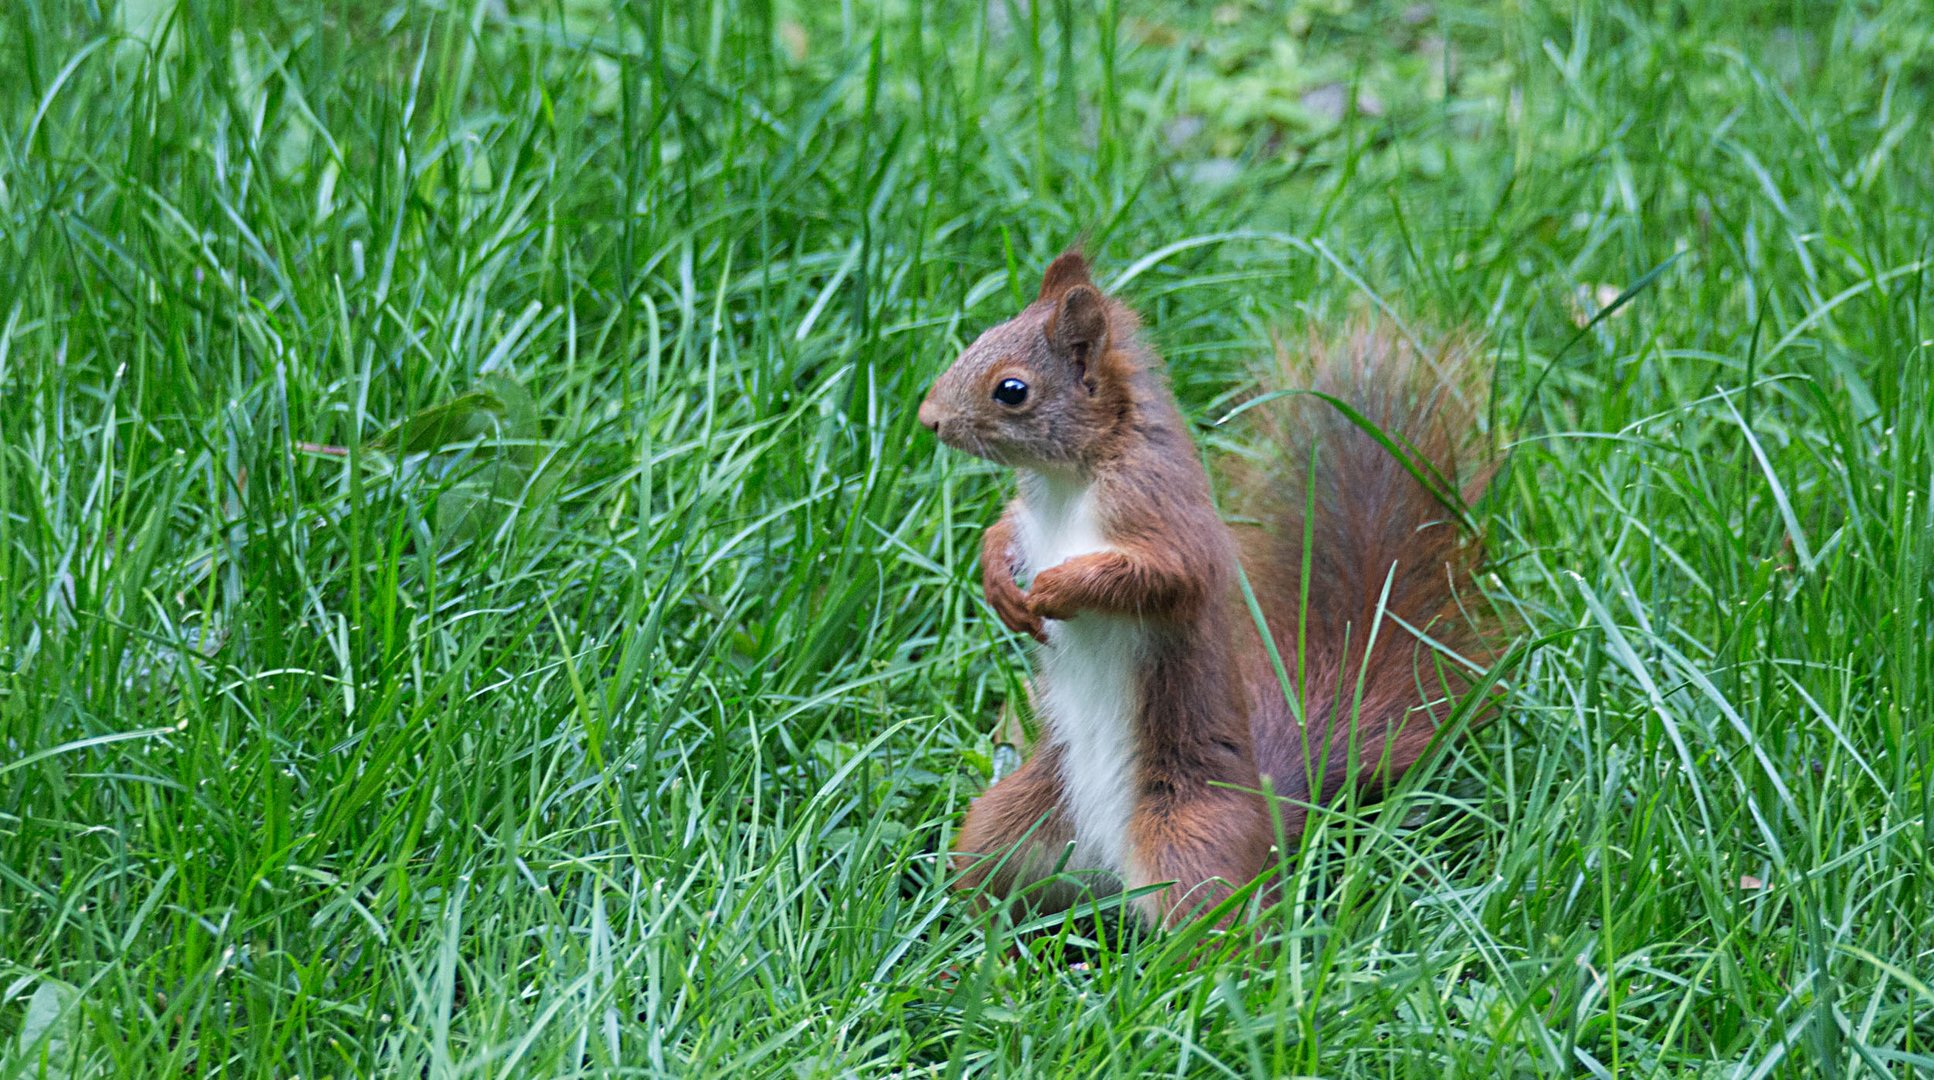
[1049,284,1109,389]
[1037,252,1093,300]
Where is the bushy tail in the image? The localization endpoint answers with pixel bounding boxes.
[1230,320,1497,820]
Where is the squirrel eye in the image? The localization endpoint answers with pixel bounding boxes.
[992,378,1029,406]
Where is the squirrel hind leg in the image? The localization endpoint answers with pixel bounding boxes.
[1126,788,1271,930]
[951,750,1099,917]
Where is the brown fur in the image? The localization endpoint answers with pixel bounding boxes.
[1233,323,1495,812]
[924,255,1494,930]
[948,747,1088,915]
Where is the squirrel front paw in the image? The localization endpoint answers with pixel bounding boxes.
[1023,566,1083,622]
[995,587,1049,643]
[984,570,1048,643]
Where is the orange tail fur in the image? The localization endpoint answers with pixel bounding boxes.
[1231,321,1498,825]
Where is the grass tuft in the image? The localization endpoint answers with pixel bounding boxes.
[2,1,1931,1074]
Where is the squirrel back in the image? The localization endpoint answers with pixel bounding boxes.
[1231,321,1496,827]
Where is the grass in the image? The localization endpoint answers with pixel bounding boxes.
[2,0,1932,1074]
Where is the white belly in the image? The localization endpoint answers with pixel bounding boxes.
[1036,615,1142,877]
[1017,472,1144,879]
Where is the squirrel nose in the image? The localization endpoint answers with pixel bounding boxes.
[917,397,941,432]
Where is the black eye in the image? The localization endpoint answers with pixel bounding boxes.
[992,378,1029,406]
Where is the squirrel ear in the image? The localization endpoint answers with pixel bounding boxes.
[1050,284,1109,381]
[1038,252,1093,300]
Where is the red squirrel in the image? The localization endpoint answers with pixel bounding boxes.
[918,252,1493,929]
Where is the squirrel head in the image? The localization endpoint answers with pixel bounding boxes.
[918,252,1130,469]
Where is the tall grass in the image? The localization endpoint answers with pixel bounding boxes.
[2,1,1930,1074]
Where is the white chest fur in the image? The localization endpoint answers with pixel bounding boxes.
[1016,472,1143,880]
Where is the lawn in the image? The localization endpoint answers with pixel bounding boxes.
[3,0,1931,1075]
